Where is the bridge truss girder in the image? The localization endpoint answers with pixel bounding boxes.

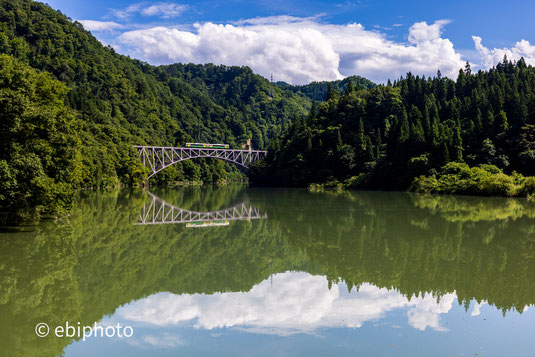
[133,146,268,178]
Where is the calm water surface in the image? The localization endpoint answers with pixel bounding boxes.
[1,186,535,356]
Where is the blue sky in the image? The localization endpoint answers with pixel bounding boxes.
[46,0,535,84]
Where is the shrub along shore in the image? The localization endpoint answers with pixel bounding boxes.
[308,162,535,197]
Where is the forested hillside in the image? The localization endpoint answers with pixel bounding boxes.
[3,0,535,223]
[277,75,375,102]
[254,61,535,196]
[160,63,308,150]
[0,0,310,221]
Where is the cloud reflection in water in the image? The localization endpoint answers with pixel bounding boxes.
[117,272,459,335]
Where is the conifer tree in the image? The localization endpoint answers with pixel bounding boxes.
[326,83,335,101]
[431,114,440,147]
[496,110,509,133]
[453,119,463,161]
[345,80,355,94]
[474,108,483,132]
[308,101,317,122]
[376,128,382,159]
[356,118,365,150]
[399,108,410,143]
[366,136,375,161]
[464,61,472,76]
[440,141,450,164]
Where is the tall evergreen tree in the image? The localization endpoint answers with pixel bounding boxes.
[326,83,335,101]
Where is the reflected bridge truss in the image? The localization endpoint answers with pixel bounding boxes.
[135,192,267,226]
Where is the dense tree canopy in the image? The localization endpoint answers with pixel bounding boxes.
[255,59,535,196]
[277,75,376,102]
[0,54,82,220]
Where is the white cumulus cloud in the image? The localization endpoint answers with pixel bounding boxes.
[117,17,465,84]
[141,3,187,18]
[78,20,123,32]
[109,2,187,20]
[408,19,450,44]
[473,36,535,69]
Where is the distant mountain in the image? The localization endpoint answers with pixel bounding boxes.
[277,76,376,102]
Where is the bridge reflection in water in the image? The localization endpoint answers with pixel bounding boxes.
[135,191,267,226]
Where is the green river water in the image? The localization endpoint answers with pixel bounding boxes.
[1,186,535,356]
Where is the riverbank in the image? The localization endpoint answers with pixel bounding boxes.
[308,162,535,198]
[410,162,535,197]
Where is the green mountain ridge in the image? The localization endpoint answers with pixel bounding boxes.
[276,75,376,102]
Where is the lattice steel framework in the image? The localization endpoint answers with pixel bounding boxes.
[133,145,268,178]
[136,192,267,225]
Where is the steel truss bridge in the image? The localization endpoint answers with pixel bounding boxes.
[136,192,267,226]
[133,145,268,178]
